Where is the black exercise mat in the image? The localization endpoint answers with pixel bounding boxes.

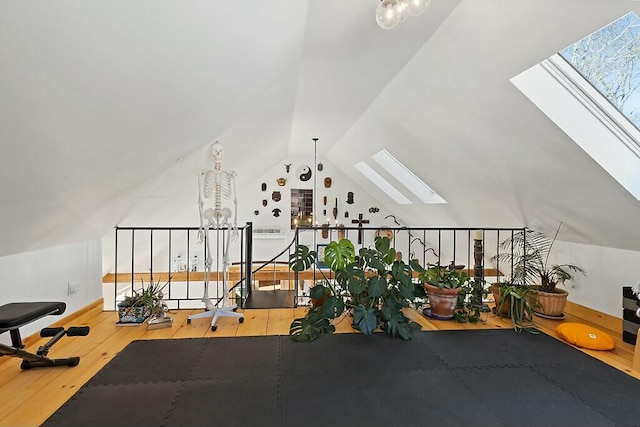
[43,330,640,427]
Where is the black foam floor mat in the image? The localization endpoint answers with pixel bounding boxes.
[43,330,640,427]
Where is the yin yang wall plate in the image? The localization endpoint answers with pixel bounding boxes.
[298,165,312,182]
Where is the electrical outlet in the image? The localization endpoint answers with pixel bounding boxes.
[68,282,80,295]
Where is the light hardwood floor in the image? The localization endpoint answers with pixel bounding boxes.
[0,300,637,427]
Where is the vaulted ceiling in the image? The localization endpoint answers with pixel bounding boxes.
[1,0,639,257]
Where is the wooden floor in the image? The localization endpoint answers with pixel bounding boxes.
[0,300,638,427]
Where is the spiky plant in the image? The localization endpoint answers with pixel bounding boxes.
[492,223,585,293]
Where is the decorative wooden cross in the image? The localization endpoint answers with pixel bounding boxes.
[351,213,369,244]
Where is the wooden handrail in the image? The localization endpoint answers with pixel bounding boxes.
[102,268,501,284]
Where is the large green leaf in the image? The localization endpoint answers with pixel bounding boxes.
[289,245,316,272]
[321,296,345,319]
[344,263,366,295]
[359,248,385,272]
[375,236,397,265]
[383,295,403,311]
[398,280,415,301]
[289,308,335,342]
[381,308,419,340]
[410,259,426,274]
[368,276,388,298]
[324,239,356,270]
[375,235,390,255]
[352,305,378,336]
[392,262,413,287]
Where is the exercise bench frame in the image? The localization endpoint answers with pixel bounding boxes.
[0,302,90,370]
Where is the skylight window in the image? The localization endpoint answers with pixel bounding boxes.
[354,161,412,204]
[559,12,640,131]
[371,149,446,204]
[510,12,640,201]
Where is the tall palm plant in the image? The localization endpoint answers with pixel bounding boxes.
[492,223,585,293]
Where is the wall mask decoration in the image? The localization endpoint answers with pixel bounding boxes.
[324,177,332,188]
[346,192,354,204]
[261,183,267,191]
[317,162,323,172]
[376,227,394,241]
[323,209,327,216]
[254,210,260,216]
[321,223,329,239]
[344,211,349,218]
[277,177,286,187]
[262,199,268,207]
[285,163,291,173]
[298,165,312,182]
[337,224,346,241]
[272,191,281,202]
[272,208,281,217]
[323,196,327,205]
[369,207,380,213]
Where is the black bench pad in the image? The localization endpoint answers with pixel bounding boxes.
[0,302,66,330]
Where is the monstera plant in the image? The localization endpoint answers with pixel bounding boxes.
[288,236,426,342]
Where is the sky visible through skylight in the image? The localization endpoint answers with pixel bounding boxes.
[559,12,640,130]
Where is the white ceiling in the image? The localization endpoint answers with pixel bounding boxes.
[1,0,639,256]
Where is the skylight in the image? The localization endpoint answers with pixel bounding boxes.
[371,149,446,204]
[559,12,640,131]
[510,12,640,201]
[354,161,412,204]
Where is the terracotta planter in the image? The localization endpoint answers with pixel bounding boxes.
[311,292,330,308]
[527,286,568,318]
[423,283,460,320]
[490,284,510,318]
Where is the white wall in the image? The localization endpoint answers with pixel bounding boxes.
[240,156,397,261]
[0,239,102,345]
[552,240,640,318]
[105,153,404,274]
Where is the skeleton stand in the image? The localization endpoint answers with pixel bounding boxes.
[187,142,244,331]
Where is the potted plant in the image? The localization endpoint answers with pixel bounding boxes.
[310,280,332,308]
[419,263,468,320]
[288,236,426,342]
[117,277,170,324]
[491,223,586,319]
[454,278,486,324]
[491,281,538,333]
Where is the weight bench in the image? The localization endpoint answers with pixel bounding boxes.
[0,302,90,370]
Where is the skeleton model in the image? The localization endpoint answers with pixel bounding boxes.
[187,142,244,331]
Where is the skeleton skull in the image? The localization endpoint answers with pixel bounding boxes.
[211,141,224,169]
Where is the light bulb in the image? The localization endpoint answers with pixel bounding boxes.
[396,0,409,22]
[376,0,400,30]
[406,0,431,16]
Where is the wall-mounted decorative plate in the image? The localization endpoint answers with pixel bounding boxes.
[298,165,312,182]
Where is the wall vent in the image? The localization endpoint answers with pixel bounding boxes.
[253,228,286,240]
